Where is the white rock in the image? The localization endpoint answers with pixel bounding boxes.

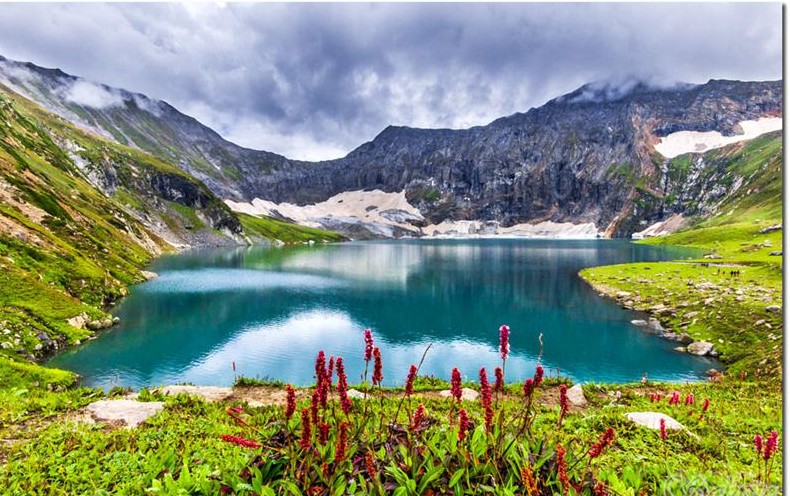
[687,341,714,356]
[85,399,164,428]
[630,319,648,327]
[566,384,587,406]
[626,412,685,430]
[156,385,233,402]
[438,387,479,401]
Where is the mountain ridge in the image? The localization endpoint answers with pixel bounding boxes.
[0,55,781,237]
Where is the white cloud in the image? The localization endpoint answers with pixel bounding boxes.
[62,80,125,109]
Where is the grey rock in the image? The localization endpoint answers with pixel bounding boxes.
[758,224,782,234]
[438,387,479,402]
[630,319,648,327]
[687,341,715,356]
[85,399,164,428]
[626,412,685,431]
[769,251,782,256]
[766,305,781,314]
[566,384,587,406]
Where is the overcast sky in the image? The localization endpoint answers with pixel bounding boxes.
[0,3,782,160]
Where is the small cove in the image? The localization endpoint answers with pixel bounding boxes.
[48,239,717,388]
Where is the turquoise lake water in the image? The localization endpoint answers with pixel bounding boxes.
[48,239,718,388]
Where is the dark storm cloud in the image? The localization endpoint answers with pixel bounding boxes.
[0,3,781,160]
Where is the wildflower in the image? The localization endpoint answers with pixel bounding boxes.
[494,367,504,393]
[335,421,349,462]
[559,384,569,420]
[701,398,710,413]
[364,328,374,362]
[521,465,539,496]
[410,404,425,433]
[310,388,320,422]
[684,393,694,405]
[523,378,534,399]
[669,392,679,405]
[754,434,764,457]
[649,393,656,403]
[534,364,544,388]
[450,367,462,403]
[484,405,494,433]
[556,444,569,494]
[479,368,491,405]
[220,434,261,449]
[659,418,667,441]
[336,357,352,415]
[499,324,510,361]
[285,384,296,420]
[763,431,778,461]
[317,375,329,407]
[231,405,243,414]
[315,351,327,384]
[655,393,662,402]
[365,451,378,479]
[327,356,335,381]
[594,481,608,496]
[299,408,312,450]
[458,409,469,442]
[588,428,616,458]
[317,422,330,445]
[405,364,418,396]
[372,347,383,386]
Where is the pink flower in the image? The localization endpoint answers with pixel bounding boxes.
[336,357,352,415]
[458,409,469,442]
[494,367,504,393]
[285,384,296,420]
[220,434,261,449]
[405,364,418,396]
[755,435,764,457]
[315,351,327,384]
[499,324,510,361]
[372,347,383,386]
[659,418,667,440]
[684,393,694,406]
[701,398,710,413]
[410,404,425,433]
[763,431,778,461]
[327,356,335,381]
[559,384,568,419]
[479,368,492,409]
[363,328,374,362]
[669,392,680,405]
[534,365,544,388]
[450,368,462,403]
[523,378,534,399]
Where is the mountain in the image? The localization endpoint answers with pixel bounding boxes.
[0,56,781,238]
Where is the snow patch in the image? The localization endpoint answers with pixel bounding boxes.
[654,117,782,159]
[631,214,687,240]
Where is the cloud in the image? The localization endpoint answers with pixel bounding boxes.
[61,80,125,109]
[0,3,781,160]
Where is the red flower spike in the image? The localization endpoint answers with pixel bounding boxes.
[494,367,504,393]
[365,451,378,478]
[479,368,492,409]
[335,421,350,462]
[310,389,320,423]
[669,392,680,405]
[285,384,296,420]
[523,378,534,399]
[336,357,352,415]
[315,351,327,384]
[521,466,539,496]
[410,404,425,433]
[559,384,569,418]
[701,398,710,413]
[372,347,383,386]
[755,434,764,457]
[220,434,261,449]
[458,408,469,442]
[364,328,374,362]
[684,393,694,405]
[763,431,778,461]
[588,427,616,458]
[556,444,570,494]
[450,368,463,402]
[405,364,418,396]
[317,422,330,445]
[327,356,335,381]
[299,408,312,450]
[499,324,510,361]
[594,481,608,496]
[533,365,544,388]
[659,418,667,440]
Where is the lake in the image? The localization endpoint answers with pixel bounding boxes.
[48,239,718,389]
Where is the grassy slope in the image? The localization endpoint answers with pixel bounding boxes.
[581,132,783,381]
[239,213,347,244]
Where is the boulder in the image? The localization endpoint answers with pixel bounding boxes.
[687,341,714,356]
[766,305,781,314]
[630,319,648,327]
[677,333,694,345]
[85,399,164,428]
[141,270,159,281]
[758,224,782,234]
[566,384,587,406]
[438,387,479,401]
[647,318,664,333]
[626,412,685,431]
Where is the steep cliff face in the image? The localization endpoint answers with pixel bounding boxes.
[0,56,781,236]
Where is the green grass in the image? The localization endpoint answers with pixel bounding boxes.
[239,213,347,244]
